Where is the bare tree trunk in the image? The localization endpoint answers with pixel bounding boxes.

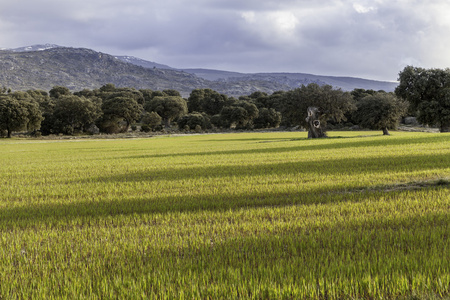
[382,127,390,135]
[305,107,327,138]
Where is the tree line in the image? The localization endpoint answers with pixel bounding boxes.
[1,66,449,138]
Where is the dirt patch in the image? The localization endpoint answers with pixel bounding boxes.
[333,178,450,196]
[382,178,450,192]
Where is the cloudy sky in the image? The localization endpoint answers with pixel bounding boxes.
[1,0,449,81]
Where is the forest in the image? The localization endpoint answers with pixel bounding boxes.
[1,66,450,138]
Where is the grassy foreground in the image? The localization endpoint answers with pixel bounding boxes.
[0,131,449,299]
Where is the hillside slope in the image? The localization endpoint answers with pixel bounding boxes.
[180,69,398,92]
[0,46,398,96]
[0,47,208,95]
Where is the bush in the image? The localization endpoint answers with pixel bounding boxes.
[97,118,123,134]
[177,113,211,131]
[141,124,151,132]
[194,125,202,133]
[31,130,42,138]
[253,108,282,129]
[141,112,162,131]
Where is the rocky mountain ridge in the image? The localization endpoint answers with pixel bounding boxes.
[115,54,398,92]
[0,45,398,96]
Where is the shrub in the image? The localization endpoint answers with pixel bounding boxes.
[177,113,211,131]
[141,112,162,131]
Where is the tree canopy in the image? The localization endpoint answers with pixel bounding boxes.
[396,66,450,132]
[353,93,408,135]
[0,92,43,137]
[279,84,356,129]
[52,95,102,135]
[177,113,211,131]
[187,88,229,116]
[145,96,188,128]
[100,96,143,133]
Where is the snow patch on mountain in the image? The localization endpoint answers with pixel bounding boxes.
[3,44,62,52]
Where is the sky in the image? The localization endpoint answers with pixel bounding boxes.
[1,0,450,81]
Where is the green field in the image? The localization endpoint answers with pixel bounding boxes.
[1,131,449,299]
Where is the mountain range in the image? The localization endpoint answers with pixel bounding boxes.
[0,44,398,97]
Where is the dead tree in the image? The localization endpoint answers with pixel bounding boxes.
[305,106,327,138]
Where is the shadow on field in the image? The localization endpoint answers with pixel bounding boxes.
[123,135,449,160]
[1,178,448,229]
[89,152,449,183]
[1,135,449,228]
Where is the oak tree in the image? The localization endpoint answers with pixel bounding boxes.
[353,93,408,135]
[144,96,187,128]
[396,66,450,132]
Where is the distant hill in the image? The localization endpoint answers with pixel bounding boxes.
[0,45,398,96]
[0,47,210,96]
[180,69,398,92]
[114,57,398,93]
[115,55,175,70]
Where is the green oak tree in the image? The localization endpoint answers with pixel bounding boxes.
[144,96,187,128]
[49,86,71,99]
[353,93,409,135]
[0,95,28,138]
[51,95,102,135]
[141,111,162,132]
[279,84,356,136]
[100,96,143,133]
[9,91,43,134]
[253,108,282,129]
[0,92,43,137]
[218,101,259,129]
[187,89,228,115]
[177,112,211,131]
[396,66,450,132]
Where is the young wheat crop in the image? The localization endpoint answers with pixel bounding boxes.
[0,131,449,299]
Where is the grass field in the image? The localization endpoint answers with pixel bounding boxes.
[1,131,449,299]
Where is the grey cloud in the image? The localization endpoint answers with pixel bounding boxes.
[1,0,449,81]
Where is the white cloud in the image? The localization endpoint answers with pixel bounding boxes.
[241,11,256,23]
[238,10,300,48]
[269,11,298,31]
[353,3,376,14]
